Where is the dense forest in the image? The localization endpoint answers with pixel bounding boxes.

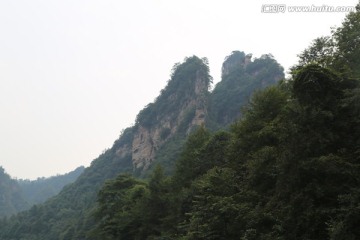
[0,3,359,240]
[90,5,360,239]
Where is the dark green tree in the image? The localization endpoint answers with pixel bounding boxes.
[172,126,211,189]
[92,174,147,240]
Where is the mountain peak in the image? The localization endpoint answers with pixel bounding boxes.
[130,56,211,172]
[222,51,252,77]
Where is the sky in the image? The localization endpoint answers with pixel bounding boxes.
[0,0,358,180]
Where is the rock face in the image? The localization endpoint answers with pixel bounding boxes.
[112,52,284,173]
[132,126,156,170]
[115,56,210,173]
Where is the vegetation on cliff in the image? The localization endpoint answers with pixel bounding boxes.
[0,52,283,239]
[92,62,360,239]
[90,5,360,239]
[1,4,358,239]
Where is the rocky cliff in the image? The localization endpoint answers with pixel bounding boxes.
[113,52,284,174]
[115,56,211,173]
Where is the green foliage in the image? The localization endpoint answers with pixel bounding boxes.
[294,2,360,79]
[143,165,170,237]
[292,64,343,107]
[90,62,359,239]
[2,7,360,238]
[209,51,284,128]
[92,165,170,240]
[0,129,134,240]
[172,126,211,189]
[17,166,84,206]
[333,3,360,77]
[295,36,335,68]
[184,167,241,240]
[0,166,83,219]
[112,127,134,151]
[160,127,171,140]
[92,174,148,239]
[0,167,29,217]
[148,135,186,176]
[136,56,211,128]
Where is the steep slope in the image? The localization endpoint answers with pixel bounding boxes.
[0,56,213,240]
[131,56,211,174]
[0,53,284,239]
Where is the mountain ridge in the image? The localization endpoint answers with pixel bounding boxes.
[0,166,84,217]
[0,51,284,239]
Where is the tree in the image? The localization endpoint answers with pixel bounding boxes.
[141,165,170,238]
[295,36,335,69]
[172,126,211,189]
[333,3,360,78]
[185,167,241,240]
[92,174,148,239]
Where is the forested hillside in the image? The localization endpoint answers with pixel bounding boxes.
[0,52,283,239]
[0,167,28,217]
[208,51,283,128]
[93,63,360,238]
[17,166,85,206]
[0,166,84,218]
[1,4,358,239]
[91,5,360,239]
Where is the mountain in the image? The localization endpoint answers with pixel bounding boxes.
[0,166,84,218]
[208,51,284,128]
[0,167,28,217]
[0,51,284,239]
[92,64,360,239]
[86,7,360,238]
[1,5,359,239]
[128,56,212,175]
[17,166,85,206]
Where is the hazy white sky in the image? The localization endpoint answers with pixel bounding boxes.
[0,0,358,179]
